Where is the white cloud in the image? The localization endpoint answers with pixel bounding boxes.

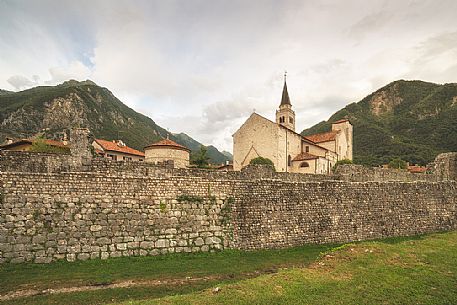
[6,75,37,90]
[45,61,93,85]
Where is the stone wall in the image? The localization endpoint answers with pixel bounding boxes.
[0,171,237,263]
[0,150,456,263]
[334,164,438,182]
[0,151,73,173]
[429,152,457,181]
[235,180,457,249]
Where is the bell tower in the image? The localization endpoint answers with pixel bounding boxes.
[276,72,295,131]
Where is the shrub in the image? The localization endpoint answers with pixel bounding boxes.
[29,138,69,154]
[333,159,353,171]
[249,157,275,170]
[388,158,407,169]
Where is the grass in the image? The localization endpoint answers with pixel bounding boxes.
[0,243,334,305]
[126,231,457,305]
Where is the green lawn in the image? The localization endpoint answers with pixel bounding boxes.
[129,231,457,305]
[0,243,334,305]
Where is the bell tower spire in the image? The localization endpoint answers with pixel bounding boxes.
[276,71,295,131]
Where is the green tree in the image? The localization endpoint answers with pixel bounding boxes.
[29,138,69,154]
[249,157,275,170]
[191,146,210,168]
[388,158,407,169]
[332,159,353,171]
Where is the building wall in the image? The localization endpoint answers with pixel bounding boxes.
[332,122,353,161]
[317,140,335,153]
[144,147,189,168]
[233,114,280,171]
[233,113,330,173]
[291,159,317,174]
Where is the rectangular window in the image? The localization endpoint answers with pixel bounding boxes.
[305,146,309,153]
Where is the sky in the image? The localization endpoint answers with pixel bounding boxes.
[1,0,457,152]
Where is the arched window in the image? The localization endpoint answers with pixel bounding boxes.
[289,117,294,124]
[288,155,292,166]
[280,116,285,123]
[300,162,310,168]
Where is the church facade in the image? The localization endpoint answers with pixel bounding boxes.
[233,78,353,174]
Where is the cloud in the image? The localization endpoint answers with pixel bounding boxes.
[348,10,393,41]
[7,75,37,90]
[45,61,92,85]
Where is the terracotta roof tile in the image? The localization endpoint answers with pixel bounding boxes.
[332,118,350,124]
[144,138,191,152]
[95,139,145,157]
[408,165,427,173]
[42,139,69,148]
[292,152,319,161]
[304,131,338,143]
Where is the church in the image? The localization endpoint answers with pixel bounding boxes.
[233,77,353,174]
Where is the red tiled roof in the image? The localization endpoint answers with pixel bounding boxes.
[0,138,69,149]
[304,131,338,143]
[292,152,319,161]
[333,118,350,124]
[144,138,191,152]
[95,139,145,157]
[408,165,427,173]
[41,139,69,148]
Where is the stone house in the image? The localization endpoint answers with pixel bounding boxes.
[233,78,353,174]
[144,138,190,168]
[92,139,145,161]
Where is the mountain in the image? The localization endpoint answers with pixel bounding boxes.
[0,80,231,164]
[301,80,457,166]
[0,89,12,95]
[222,151,233,159]
[172,132,231,164]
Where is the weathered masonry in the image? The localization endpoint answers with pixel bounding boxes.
[0,148,456,264]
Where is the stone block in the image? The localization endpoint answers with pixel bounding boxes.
[155,239,169,248]
[194,237,204,246]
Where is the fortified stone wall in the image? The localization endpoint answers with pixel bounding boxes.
[334,164,438,182]
[0,171,238,264]
[0,150,456,263]
[236,180,456,249]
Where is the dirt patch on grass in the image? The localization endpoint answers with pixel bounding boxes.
[0,276,222,302]
[0,268,285,302]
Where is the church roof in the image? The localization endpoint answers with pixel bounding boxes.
[304,131,338,143]
[95,139,145,157]
[144,138,191,152]
[280,80,291,106]
[292,152,319,161]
